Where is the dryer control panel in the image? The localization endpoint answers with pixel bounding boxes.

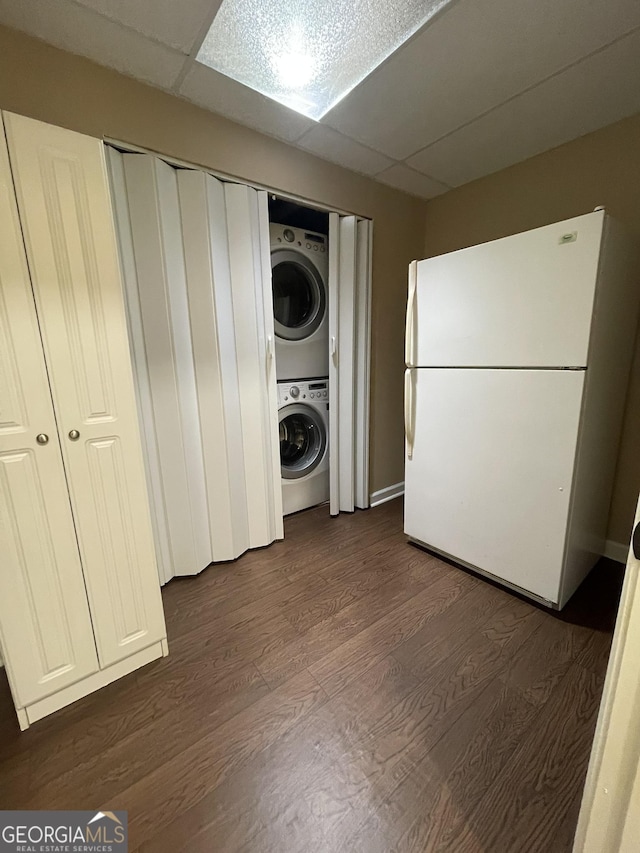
[278,379,328,405]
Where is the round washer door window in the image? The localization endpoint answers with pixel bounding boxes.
[279,404,327,480]
[272,249,326,341]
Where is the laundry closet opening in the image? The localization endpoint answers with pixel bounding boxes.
[107,148,372,585]
[270,197,330,518]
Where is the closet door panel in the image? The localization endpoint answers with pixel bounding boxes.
[354,218,372,510]
[177,170,250,561]
[224,183,282,548]
[121,154,211,576]
[4,112,166,668]
[338,216,357,513]
[0,120,98,706]
[256,190,283,539]
[107,148,173,586]
[328,213,358,514]
[328,213,340,516]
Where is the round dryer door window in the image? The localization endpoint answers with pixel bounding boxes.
[279,404,327,480]
[271,249,326,341]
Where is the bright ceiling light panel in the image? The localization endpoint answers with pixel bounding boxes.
[196,0,451,120]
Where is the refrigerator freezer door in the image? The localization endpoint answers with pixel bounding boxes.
[404,368,585,604]
[412,212,604,368]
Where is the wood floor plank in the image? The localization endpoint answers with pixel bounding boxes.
[310,646,504,849]
[120,668,327,848]
[279,502,404,584]
[481,592,545,650]
[133,660,412,852]
[497,614,585,707]
[165,571,319,643]
[435,661,603,852]
[391,581,511,680]
[309,567,471,696]
[320,604,555,852]
[240,799,331,853]
[26,662,271,810]
[0,498,621,853]
[393,680,540,851]
[256,557,439,688]
[286,543,432,635]
[161,609,300,677]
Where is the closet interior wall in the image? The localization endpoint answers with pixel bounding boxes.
[108,149,282,584]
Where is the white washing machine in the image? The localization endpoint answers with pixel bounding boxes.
[270,223,329,381]
[278,379,330,516]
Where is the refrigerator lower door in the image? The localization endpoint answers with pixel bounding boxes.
[404,368,585,604]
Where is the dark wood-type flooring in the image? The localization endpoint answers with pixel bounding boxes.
[0,498,623,851]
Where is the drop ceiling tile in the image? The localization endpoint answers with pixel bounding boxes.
[407,28,640,188]
[375,164,450,199]
[325,0,640,160]
[0,0,187,89]
[71,0,221,54]
[179,63,314,143]
[296,126,395,176]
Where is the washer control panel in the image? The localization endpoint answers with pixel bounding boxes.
[279,379,328,404]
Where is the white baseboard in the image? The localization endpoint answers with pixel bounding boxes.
[604,539,628,564]
[19,641,164,729]
[370,482,405,507]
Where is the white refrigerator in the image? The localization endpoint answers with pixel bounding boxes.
[404,210,639,608]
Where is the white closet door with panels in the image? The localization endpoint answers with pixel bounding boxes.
[114,152,212,578]
[178,178,283,556]
[355,219,373,510]
[177,169,250,561]
[0,117,99,707]
[107,150,173,586]
[329,213,372,515]
[256,188,284,538]
[4,113,166,669]
[225,183,283,548]
[109,154,282,581]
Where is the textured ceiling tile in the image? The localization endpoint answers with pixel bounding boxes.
[325,0,640,159]
[0,0,638,199]
[376,164,450,199]
[296,125,395,175]
[179,63,314,142]
[406,28,640,187]
[71,0,221,54]
[195,0,451,119]
[0,0,188,88]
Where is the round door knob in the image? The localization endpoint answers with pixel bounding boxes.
[36,433,49,445]
[68,429,80,441]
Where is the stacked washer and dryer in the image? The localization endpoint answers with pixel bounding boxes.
[271,222,330,516]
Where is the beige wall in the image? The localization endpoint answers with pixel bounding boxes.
[0,24,426,496]
[425,113,640,545]
[4,24,636,542]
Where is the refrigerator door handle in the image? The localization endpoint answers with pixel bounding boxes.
[404,368,415,460]
[405,261,418,368]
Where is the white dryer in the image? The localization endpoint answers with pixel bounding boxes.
[270,223,329,381]
[278,379,330,515]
